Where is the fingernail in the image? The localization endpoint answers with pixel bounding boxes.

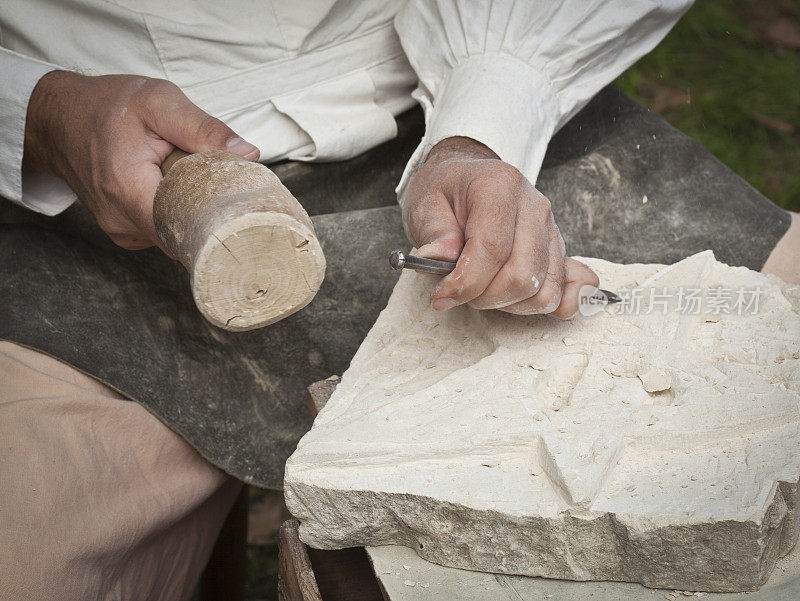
[542,297,561,314]
[432,297,459,311]
[227,137,260,160]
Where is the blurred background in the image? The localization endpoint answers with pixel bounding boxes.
[615,0,799,211]
[243,2,800,599]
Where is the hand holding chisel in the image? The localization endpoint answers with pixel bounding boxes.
[390,250,620,308]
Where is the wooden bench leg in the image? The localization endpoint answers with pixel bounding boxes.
[278,518,385,601]
[278,519,323,601]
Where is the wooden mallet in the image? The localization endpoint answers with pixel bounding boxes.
[153,150,326,331]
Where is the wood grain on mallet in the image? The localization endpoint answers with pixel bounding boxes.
[153,150,326,331]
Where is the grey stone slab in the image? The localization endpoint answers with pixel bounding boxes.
[366,543,800,601]
[0,202,408,488]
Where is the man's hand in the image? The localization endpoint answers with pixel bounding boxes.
[24,71,260,250]
[400,136,598,319]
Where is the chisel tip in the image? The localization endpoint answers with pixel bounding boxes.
[599,289,623,304]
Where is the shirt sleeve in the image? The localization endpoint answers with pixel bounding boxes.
[0,47,76,215]
[393,0,694,199]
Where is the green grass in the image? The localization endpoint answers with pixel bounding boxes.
[615,0,800,211]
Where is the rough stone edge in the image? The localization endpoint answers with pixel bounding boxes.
[284,471,800,593]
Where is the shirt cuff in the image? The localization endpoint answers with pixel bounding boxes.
[0,49,75,215]
[396,54,560,201]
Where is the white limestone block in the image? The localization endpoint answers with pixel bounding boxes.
[284,251,800,592]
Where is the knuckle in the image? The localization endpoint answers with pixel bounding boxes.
[194,114,226,146]
[150,77,179,95]
[473,162,523,196]
[476,234,510,263]
[543,292,563,314]
[137,78,178,103]
[547,287,564,311]
[535,188,552,208]
[535,281,563,313]
[505,268,537,297]
[491,160,524,183]
[535,288,556,309]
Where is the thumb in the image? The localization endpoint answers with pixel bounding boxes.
[144,83,260,160]
[404,196,464,262]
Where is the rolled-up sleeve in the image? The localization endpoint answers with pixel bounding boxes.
[0,48,75,215]
[393,0,694,198]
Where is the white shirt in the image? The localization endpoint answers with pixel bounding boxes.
[0,0,692,216]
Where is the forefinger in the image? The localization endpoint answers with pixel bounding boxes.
[430,198,516,311]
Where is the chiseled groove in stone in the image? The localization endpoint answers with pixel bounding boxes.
[534,434,580,507]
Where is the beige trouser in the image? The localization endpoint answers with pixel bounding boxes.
[0,341,242,601]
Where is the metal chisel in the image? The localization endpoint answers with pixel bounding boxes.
[389,249,622,304]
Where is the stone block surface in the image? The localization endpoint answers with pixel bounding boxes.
[285,252,800,592]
